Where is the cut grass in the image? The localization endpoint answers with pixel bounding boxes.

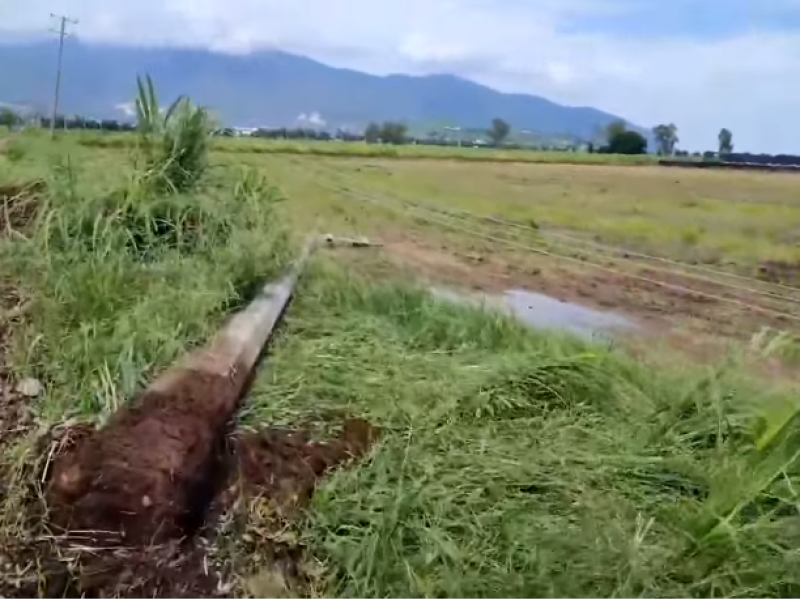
[12,131,800,274]
[243,262,800,597]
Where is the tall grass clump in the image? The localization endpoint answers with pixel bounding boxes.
[237,262,800,598]
[134,74,214,194]
[0,78,293,422]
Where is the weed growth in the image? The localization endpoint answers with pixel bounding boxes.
[134,75,215,194]
[0,79,292,422]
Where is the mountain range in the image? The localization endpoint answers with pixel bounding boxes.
[0,40,638,141]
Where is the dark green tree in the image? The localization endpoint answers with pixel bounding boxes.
[652,123,679,155]
[487,118,511,146]
[603,130,648,155]
[605,120,628,143]
[718,128,734,155]
[0,108,22,129]
[597,120,647,155]
[379,122,408,145]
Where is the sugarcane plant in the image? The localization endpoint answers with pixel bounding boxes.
[134,74,215,194]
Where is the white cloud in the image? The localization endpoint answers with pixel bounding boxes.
[115,102,136,117]
[3,0,799,152]
[296,111,326,128]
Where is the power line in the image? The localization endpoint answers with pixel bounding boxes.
[49,13,78,139]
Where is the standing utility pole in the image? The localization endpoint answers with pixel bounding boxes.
[49,13,78,138]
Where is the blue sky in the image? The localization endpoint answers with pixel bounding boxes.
[563,0,800,38]
[3,0,800,153]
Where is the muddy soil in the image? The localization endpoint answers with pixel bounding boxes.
[47,362,254,545]
[2,417,379,598]
[758,260,800,287]
[366,231,799,338]
[236,417,379,509]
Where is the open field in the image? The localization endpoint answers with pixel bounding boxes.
[210,150,800,346]
[2,130,800,596]
[12,129,662,165]
[211,137,660,165]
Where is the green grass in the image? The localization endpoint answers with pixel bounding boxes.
[240,263,800,597]
[14,130,800,273]
[1,141,293,423]
[215,138,660,165]
[237,153,800,272]
[69,131,658,165]
[4,125,800,597]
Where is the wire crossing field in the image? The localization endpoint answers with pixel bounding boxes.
[2,129,800,596]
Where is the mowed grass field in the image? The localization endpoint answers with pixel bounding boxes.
[212,149,800,343]
[2,132,800,596]
[231,153,800,268]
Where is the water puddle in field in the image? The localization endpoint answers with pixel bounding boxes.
[431,286,638,341]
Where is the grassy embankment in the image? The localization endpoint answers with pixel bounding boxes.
[1,119,800,596]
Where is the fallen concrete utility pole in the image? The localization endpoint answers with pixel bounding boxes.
[48,233,377,544]
[322,233,382,248]
[151,234,320,395]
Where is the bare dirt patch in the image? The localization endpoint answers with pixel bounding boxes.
[236,417,379,507]
[47,363,253,546]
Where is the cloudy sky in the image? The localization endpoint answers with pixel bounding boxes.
[3,0,800,152]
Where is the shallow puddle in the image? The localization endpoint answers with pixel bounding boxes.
[432,286,638,341]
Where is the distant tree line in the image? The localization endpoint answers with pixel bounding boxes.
[246,127,335,140]
[6,105,798,165]
[0,109,138,132]
[652,122,800,166]
[364,122,409,144]
[706,153,800,167]
[45,116,137,131]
